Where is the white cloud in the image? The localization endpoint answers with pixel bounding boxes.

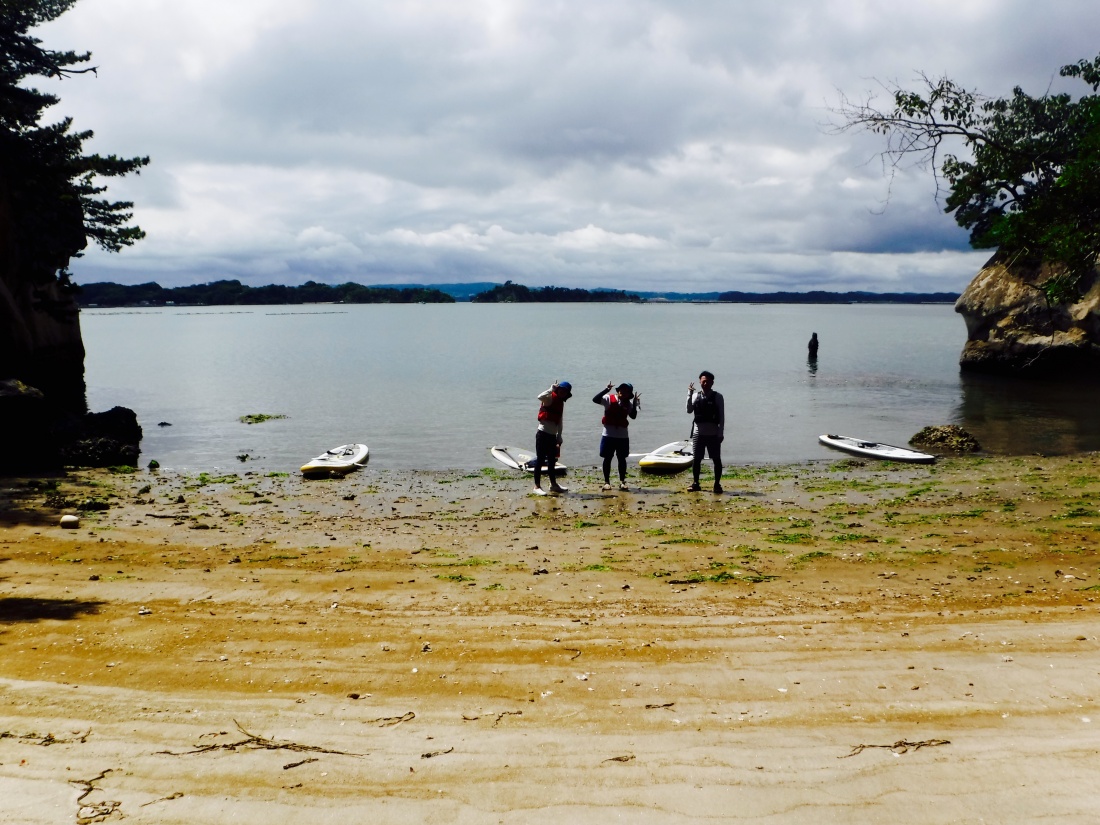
[554,225,663,251]
[381,225,491,251]
[37,0,1100,293]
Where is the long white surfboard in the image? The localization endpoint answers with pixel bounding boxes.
[490,445,568,473]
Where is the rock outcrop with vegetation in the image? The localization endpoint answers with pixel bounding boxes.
[836,54,1100,379]
[909,424,981,454]
[955,253,1100,377]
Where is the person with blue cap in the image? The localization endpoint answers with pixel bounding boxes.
[593,380,640,491]
[533,380,572,495]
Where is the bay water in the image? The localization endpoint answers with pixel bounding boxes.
[80,302,1100,473]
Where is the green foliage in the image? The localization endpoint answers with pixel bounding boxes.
[76,279,456,306]
[794,550,831,564]
[836,55,1100,302]
[1054,505,1099,520]
[191,472,239,486]
[471,280,642,303]
[670,569,778,584]
[767,532,815,544]
[1,0,148,286]
[239,413,287,424]
[830,532,873,542]
[715,289,959,304]
[436,556,498,567]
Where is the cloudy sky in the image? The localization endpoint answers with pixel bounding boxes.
[37,0,1100,293]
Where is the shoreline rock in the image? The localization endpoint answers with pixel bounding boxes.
[909,424,981,454]
[54,405,143,468]
[0,384,142,472]
[955,252,1100,377]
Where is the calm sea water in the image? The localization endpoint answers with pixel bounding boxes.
[80,303,1100,473]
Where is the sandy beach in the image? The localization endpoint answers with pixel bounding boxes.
[1,453,1099,823]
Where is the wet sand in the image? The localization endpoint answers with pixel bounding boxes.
[1,454,1099,823]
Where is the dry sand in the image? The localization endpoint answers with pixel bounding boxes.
[1,454,1099,823]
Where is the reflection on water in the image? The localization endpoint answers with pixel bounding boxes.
[955,373,1100,455]
[807,355,818,376]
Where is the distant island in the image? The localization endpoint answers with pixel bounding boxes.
[470,281,642,303]
[75,279,960,307]
[76,280,455,307]
[714,290,959,304]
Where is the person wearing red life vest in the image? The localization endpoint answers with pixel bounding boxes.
[532,380,572,496]
[592,381,640,490]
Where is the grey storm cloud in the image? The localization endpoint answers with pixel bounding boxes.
[36,0,1100,292]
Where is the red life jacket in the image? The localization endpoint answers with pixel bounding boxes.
[538,392,565,424]
[602,394,630,428]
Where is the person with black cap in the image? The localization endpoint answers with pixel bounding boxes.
[593,381,640,491]
[533,380,572,495]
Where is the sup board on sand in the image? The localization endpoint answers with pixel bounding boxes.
[490,446,568,474]
[301,443,369,476]
[818,434,935,464]
[638,440,693,475]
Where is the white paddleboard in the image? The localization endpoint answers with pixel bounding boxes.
[818,434,935,464]
[638,440,693,475]
[301,443,369,476]
[490,446,568,474]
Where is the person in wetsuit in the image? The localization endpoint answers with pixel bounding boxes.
[686,370,725,494]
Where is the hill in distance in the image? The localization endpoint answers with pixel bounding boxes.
[74,279,960,307]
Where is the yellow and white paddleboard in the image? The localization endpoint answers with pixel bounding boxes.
[638,440,693,475]
[301,443,369,476]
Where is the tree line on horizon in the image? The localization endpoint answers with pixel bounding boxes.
[76,280,456,306]
[715,290,959,303]
[469,280,642,303]
[75,278,960,307]
[76,278,650,306]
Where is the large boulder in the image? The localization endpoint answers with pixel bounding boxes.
[955,253,1100,377]
[54,405,143,468]
[0,383,142,472]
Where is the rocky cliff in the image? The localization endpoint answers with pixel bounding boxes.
[955,252,1100,377]
[0,182,141,472]
[0,276,86,407]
